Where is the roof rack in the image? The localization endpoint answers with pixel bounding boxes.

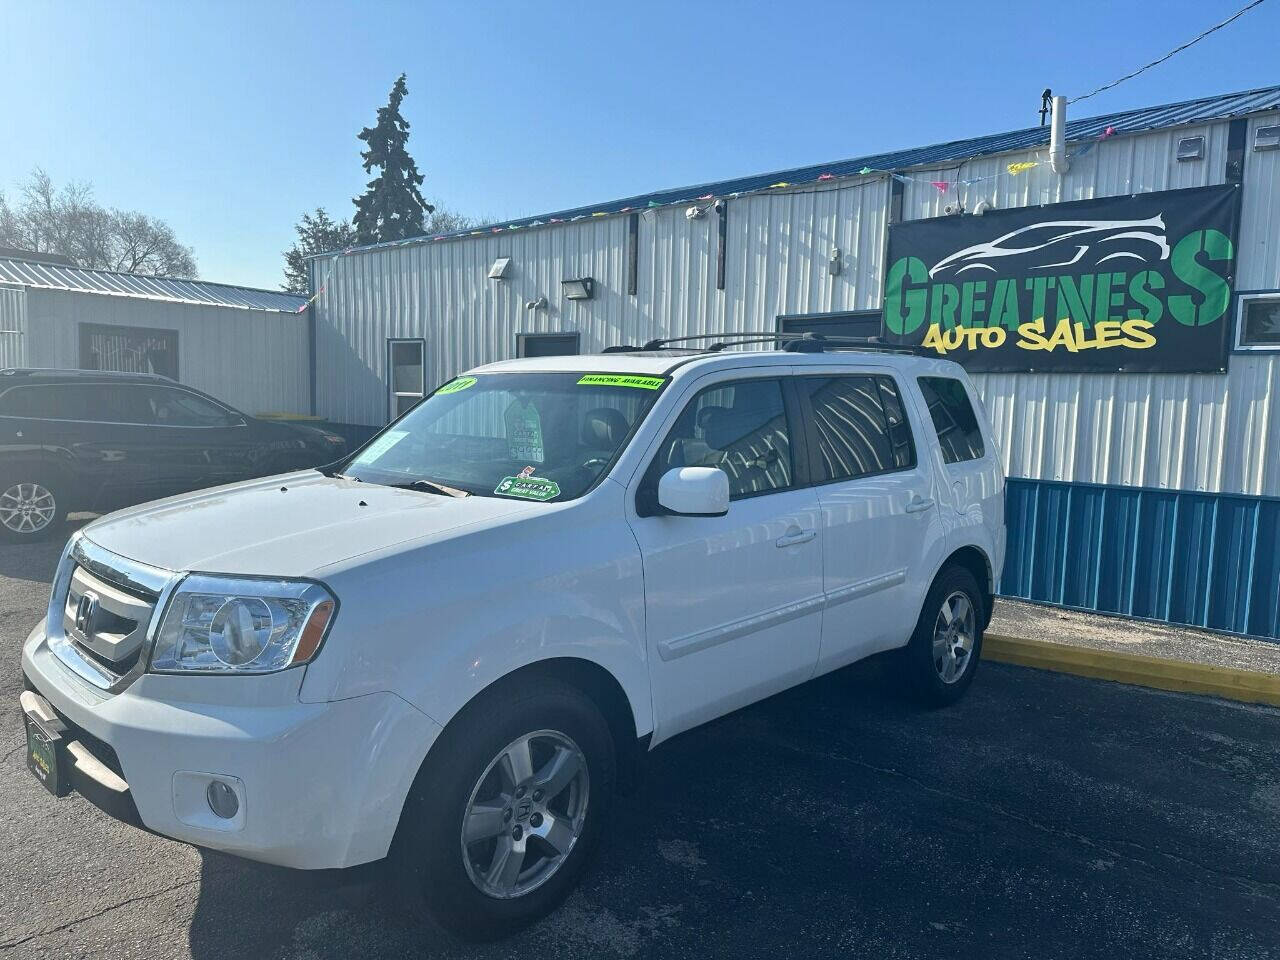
[620,332,927,356]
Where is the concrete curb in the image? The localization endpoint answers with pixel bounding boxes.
[984,633,1280,708]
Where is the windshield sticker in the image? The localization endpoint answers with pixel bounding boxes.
[353,430,408,465]
[577,374,665,390]
[495,475,561,501]
[436,376,477,395]
[505,400,545,463]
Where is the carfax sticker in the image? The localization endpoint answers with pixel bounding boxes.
[436,376,478,395]
[494,475,561,501]
[576,374,665,390]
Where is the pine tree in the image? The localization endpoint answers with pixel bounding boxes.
[281,207,357,293]
[352,74,434,244]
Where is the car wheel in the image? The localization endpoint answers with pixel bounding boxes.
[0,475,64,543]
[391,677,615,941]
[898,565,984,707]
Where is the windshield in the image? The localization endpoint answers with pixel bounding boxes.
[344,372,667,501]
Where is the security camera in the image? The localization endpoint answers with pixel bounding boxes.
[943,201,965,216]
[972,199,994,216]
[524,296,547,310]
[685,205,707,221]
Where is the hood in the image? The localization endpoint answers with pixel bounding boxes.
[81,471,539,576]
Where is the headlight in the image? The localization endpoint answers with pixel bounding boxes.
[150,575,336,674]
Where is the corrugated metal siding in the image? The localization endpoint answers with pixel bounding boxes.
[314,111,1280,500]
[0,286,27,369]
[26,288,310,416]
[313,178,889,426]
[1001,478,1280,640]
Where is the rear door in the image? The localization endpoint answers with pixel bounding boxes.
[793,367,945,671]
[627,371,823,740]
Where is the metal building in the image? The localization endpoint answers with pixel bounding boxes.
[0,255,309,416]
[307,85,1280,640]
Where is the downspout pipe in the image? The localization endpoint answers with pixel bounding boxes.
[1049,95,1070,175]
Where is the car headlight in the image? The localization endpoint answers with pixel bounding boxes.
[150,575,336,674]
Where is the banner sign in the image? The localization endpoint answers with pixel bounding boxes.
[882,184,1242,372]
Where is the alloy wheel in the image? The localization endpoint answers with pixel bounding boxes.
[0,482,57,535]
[932,590,976,684]
[460,729,590,899]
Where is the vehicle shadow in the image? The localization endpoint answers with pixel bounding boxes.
[185,659,913,960]
[0,519,87,584]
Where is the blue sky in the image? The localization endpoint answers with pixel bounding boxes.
[1,0,1274,291]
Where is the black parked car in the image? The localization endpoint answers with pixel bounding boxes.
[0,369,347,541]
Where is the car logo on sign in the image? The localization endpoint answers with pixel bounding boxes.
[74,591,100,636]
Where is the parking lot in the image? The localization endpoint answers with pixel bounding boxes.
[2,529,1279,959]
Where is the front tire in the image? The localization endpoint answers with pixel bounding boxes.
[898,565,984,707]
[0,474,64,542]
[391,678,615,941]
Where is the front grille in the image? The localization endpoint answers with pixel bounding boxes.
[48,537,172,693]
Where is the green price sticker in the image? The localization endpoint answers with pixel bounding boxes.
[494,475,561,501]
[576,374,665,390]
[436,376,478,395]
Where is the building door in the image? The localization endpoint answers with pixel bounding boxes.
[388,339,426,420]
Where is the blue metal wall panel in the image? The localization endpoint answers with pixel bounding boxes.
[998,479,1280,641]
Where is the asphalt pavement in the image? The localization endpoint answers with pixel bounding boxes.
[2,527,1279,959]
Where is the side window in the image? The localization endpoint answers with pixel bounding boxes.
[917,376,984,464]
[649,378,793,500]
[798,375,916,481]
[142,387,234,426]
[876,376,917,470]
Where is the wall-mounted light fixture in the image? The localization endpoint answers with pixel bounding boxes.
[561,277,595,301]
[488,257,512,280]
[828,247,842,277]
[1176,136,1205,162]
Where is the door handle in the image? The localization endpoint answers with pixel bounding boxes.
[776,528,816,548]
[904,496,935,514]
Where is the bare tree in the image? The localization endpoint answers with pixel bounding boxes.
[0,169,197,277]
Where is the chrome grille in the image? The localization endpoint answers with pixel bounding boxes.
[47,535,174,693]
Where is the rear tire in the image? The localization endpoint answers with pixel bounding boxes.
[898,565,984,707]
[390,677,615,941]
[0,473,65,543]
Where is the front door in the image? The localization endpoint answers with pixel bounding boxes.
[628,374,823,741]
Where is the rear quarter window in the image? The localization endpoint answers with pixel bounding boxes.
[917,376,985,464]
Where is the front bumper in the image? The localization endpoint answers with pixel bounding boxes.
[21,623,441,870]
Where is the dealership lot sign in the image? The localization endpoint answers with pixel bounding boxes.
[882,185,1242,372]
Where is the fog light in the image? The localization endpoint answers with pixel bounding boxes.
[206,780,239,820]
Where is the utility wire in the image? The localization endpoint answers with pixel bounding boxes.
[1069,0,1268,104]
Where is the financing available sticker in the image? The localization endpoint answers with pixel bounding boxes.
[494,474,561,501]
[882,184,1242,373]
[577,374,665,390]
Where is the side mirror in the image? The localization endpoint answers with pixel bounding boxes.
[657,467,729,517]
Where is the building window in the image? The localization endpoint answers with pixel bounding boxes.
[517,332,580,358]
[388,339,425,419]
[917,376,985,464]
[1237,294,1280,350]
[78,323,178,380]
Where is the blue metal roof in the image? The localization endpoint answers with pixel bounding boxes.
[0,257,306,313]
[318,84,1280,260]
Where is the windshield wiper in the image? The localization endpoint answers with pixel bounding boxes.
[388,478,472,498]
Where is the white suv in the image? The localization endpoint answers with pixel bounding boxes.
[21,338,1004,938]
